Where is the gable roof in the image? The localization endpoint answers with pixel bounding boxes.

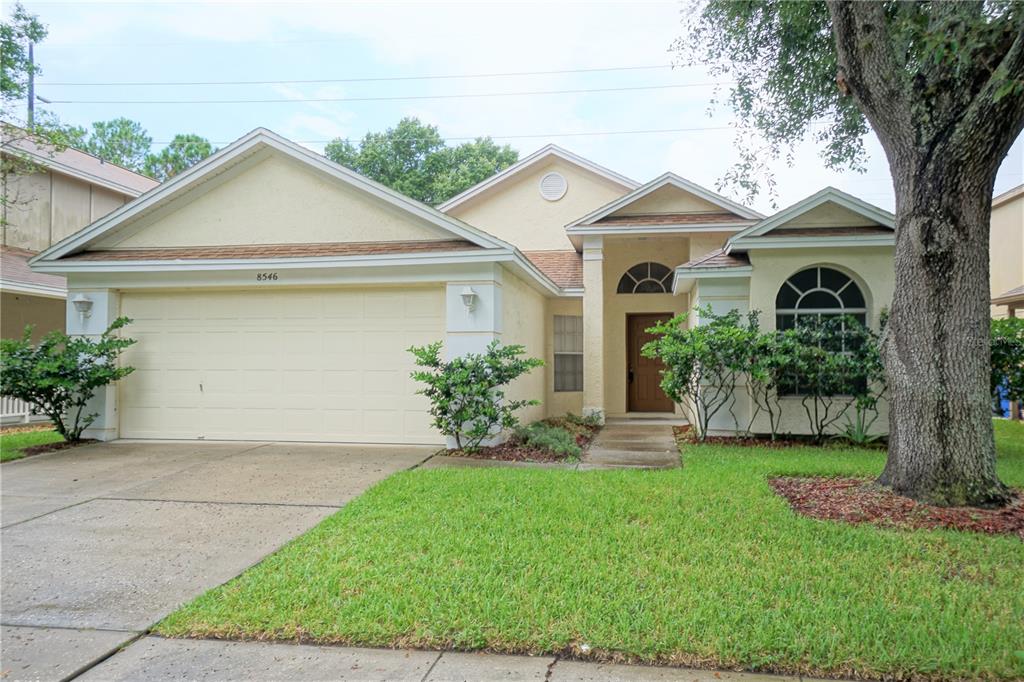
[437,144,639,212]
[567,172,763,231]
[2,130,158,197]
[32,128,517,265]
[726,187,894,252]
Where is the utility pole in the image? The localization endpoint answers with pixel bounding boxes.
[27,42,35,126]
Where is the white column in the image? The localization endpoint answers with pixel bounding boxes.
[443,265,503,448]
[582,236,605,423]
[65,288,121,441]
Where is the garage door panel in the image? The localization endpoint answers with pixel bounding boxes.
[119,287,444,443]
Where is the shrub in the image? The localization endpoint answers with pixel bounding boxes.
[409,340,543,451]
[642,306,755,440]
[991,316,1024,412]
[778,316,886,443]
[513,421,582,459]
[1,317,136,442]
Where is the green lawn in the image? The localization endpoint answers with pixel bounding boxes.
[157,421,1024,680]
[0,429,63,463]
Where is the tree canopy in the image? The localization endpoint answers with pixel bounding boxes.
[677,1,1023,201]
[142,133,217,181]
[325,118,519,205]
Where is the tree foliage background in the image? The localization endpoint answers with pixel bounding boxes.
[325,118,519,205]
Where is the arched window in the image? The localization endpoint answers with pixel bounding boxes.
[775,266,866,330]
[617,262,673,294]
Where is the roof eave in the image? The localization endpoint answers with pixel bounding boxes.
[671,266,753,294]
[728,235,896,250]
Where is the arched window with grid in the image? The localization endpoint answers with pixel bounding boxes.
[616,262,673,294]
[775,266,866,330]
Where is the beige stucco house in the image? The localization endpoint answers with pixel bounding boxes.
[990,184,1023,318]
[1,134,158,341]
[30,128,897,443]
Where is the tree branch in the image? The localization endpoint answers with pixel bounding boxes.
[826,1,914,157]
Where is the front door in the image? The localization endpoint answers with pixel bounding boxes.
[627,313,675,412]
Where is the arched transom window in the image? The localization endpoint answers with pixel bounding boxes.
[775,266,866,330]
[617,262,673,294]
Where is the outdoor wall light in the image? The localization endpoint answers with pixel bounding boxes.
[460,286,478,313]
[71,293,93,322]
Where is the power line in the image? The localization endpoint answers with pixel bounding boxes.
[40,64,675,87]
[43,82,726,105]
[146,124,752,146]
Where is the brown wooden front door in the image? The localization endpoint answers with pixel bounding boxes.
[627,313,674,412]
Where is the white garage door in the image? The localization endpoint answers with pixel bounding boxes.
[118,287,445,444]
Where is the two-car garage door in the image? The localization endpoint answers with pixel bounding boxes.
[118,287,444,444]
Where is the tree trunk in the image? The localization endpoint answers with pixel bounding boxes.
[880,160,1010,507]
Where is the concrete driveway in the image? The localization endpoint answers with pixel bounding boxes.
[0,440,433,681]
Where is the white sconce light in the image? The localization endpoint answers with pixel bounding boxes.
[460,286,478,314]
[71,293,93,323]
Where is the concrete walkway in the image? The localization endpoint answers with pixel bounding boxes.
[581,420,680,469]
[76,636,809,681]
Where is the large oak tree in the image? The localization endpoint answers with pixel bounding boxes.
[679,1,1024,506]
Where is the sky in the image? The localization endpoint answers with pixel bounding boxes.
[15,0,1024,215]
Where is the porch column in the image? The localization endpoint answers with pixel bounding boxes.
[582,236,605,422]
[65,288,121,441]
[444,264,503,447]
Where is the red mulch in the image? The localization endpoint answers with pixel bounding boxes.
[770,476,1024,539]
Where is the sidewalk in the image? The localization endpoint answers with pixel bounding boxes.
[73,636,815,681]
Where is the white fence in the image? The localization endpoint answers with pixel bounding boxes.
[1,396,50,426]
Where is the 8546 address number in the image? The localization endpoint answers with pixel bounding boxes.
[256,272,279,282]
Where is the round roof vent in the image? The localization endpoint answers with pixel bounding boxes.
[539,172,568,201]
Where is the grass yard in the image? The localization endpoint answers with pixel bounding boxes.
[157,421,1024,680]
[0,428,63,463]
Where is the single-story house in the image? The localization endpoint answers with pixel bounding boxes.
[30,128,896,444]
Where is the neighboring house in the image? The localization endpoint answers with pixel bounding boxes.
[1,135,158,341]
[990,184,1023,318]
[30,128,895,443]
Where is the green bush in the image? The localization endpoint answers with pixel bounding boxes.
[409,340,543,451]
[1,317,136,442]
[513,421,582,459]
[991,316,1024,407]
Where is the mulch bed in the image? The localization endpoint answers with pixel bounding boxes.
[672,425,885,449]
[449,442,575,463]
[448,418,602,464]
[21,439,95,457]
[770,476,1024,539]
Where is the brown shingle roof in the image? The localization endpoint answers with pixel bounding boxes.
[763,226,893,238]
[678,248,750,270]
[4,132,158,196]
[523,250,583,289]
[592,212,743,227]
[1,246,66,292]
[62,239,481,262]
